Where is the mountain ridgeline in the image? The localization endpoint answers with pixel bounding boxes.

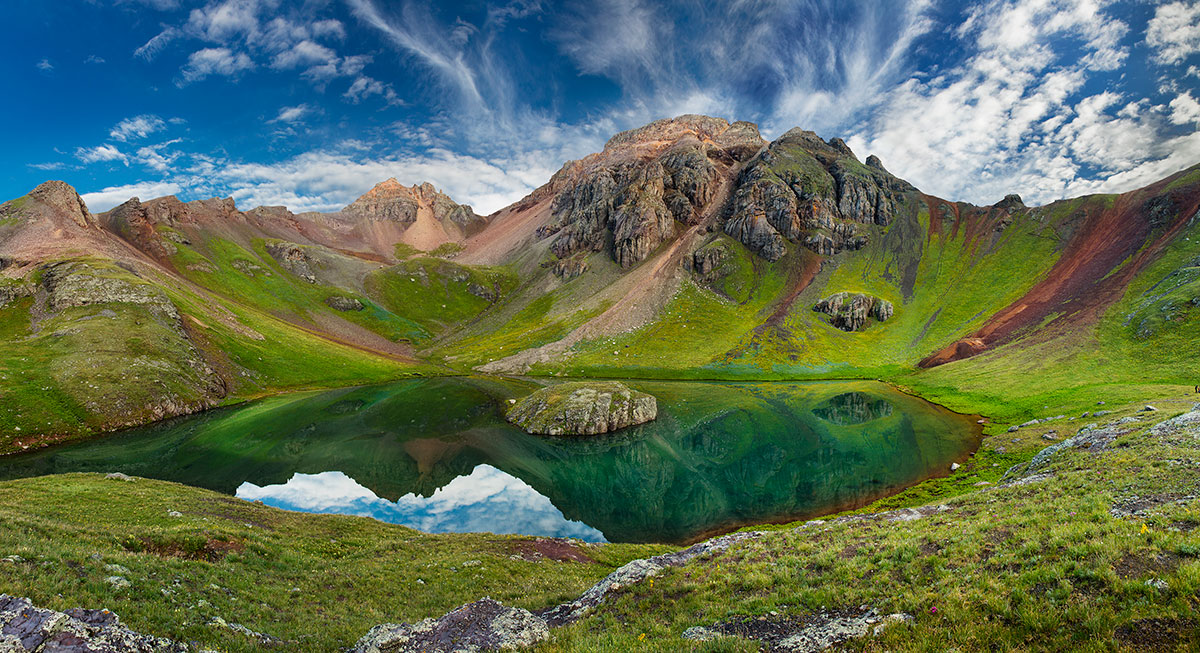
[1,114,1199,448]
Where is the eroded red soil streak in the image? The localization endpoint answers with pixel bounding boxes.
[921,177,1200,367]
[922,195,944,242]
[761,251,824,328]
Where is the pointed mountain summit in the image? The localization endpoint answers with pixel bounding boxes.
[340,178,486,253]
[343,178,481,227]
[23,180,95,229]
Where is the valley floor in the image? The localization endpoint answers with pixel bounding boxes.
[2,386,1199,651]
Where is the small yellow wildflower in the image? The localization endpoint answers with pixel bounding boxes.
[638,633,647,641]
[1140,523,1149,534]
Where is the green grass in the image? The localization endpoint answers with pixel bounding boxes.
[430,242,466,258]
[365,257,517,334]
[439,290,609,369]
[0,256,429,453]
[168,236,428,344]
[0,473,666,653]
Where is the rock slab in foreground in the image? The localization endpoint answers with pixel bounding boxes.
[0,594,197,652]
[350,598,548,653]
[506,381,657,435]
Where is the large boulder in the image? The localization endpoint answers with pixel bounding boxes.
[507,381,658,435]
[813,292,894,332]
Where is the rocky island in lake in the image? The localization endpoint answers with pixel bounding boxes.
[506,382,658,435]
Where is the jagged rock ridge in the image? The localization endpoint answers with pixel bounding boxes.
[343,178,483,231]
[539,115,766,268]
[725,130,914,261]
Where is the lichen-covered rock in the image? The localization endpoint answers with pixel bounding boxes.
[692,241,729,276]
[548,254,589,280]
[0,281,31,309]
[507,382,657,435]
[325,296,364,311]
[265,242,317,283]
[813,292,894,331]
[682,610,913,652]
[40,261,178,321]
[0,594,196,652]
[350,598,548,653]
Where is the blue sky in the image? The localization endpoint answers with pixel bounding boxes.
[2,0,1199,215]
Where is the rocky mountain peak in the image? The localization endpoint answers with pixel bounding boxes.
[358,177,413,201]
[342,179,483,232]
[27,180,95,228]
[604,115,767,155]
[995,194,1025,211]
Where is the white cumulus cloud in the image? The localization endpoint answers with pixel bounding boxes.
[1147,1,1200,65]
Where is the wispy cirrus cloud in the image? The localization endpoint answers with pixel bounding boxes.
[64,0,1200,219]
[178,46,254,83]
[268,104,312,124]
[76,144,128,166]
[110,115,167,142]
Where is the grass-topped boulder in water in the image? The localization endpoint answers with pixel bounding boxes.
[506,381,657,435]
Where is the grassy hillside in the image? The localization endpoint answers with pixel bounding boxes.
[0,255,427,454]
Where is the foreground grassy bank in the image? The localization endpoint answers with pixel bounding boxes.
[2,392,1199,651]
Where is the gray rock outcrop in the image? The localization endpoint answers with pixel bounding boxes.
[325,296,365,311]
[264,242,317,283]
[350,598,548,653]
[813,292,894,331]
[506,382,658,435]
[0,594,197,652]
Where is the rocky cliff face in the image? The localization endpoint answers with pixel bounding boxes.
[540,115,765,269]
[507,381,658,435]
[724,130,913,261]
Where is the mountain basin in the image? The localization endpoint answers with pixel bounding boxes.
[0,377,981,544]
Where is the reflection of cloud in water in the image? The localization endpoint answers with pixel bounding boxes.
[236,465,605,542]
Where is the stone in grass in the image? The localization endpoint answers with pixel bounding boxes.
[0,594,195,652]
[506,381,657,436]
[351,598,547,653]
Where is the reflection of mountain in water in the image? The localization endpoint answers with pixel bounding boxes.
[237,466,604,542]
[812,392,894,425]
[0,378,979,544]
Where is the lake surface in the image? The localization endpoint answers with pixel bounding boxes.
[0,378,980,544]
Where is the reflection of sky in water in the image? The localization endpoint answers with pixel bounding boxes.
[235,464,606,542]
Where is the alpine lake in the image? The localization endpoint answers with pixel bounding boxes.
[0,378,981,544]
